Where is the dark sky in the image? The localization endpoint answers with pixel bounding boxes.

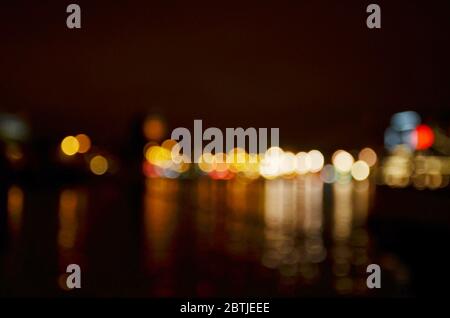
[1,0,449,151]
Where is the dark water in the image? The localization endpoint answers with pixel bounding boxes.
[1,176,447,297]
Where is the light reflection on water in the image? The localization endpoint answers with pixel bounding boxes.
[138,177,376,296]
[143,179,179,265]
[7,185,24,242]
[263,176,326,281]
[0,177,405,296]
[57,188,88,290]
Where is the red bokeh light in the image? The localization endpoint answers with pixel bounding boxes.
[412,124,434,150]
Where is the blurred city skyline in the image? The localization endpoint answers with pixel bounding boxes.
[1,0,449,150]
[1,0,450,301]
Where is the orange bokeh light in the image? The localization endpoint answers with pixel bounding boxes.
[143,116,166,141]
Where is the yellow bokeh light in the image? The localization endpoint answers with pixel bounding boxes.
[143,141,158,156]
[243,154,260,179]
[227,148,248,173]
[61,136,79,156]
[332,150,354,173]
[145,146,159,162]
[90,155,108,175]
[145,146,172,168]
[351,160,370,181]
[308,150,324,173]
[382,154,412,187]
[259,147,284,179]
[358,147,377,167]
[75,134,91,154]
[198,153,214,173]
[280,151,296,175]
[265,147,283,157]
[295,152,311,174]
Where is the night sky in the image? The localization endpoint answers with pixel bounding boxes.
[1,0,449,151]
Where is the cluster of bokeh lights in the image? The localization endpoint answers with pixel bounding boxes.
[60,134,109,176]
[4,110,450,191]
[141,141,377,183]
[139,112,378,182]
[55,112,449,189]
[143,140,190,179]
[381,111,450,189]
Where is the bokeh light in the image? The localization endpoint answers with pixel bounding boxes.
[143,115,166,141]
[90,155,109,175]
[295,152,311,174]
[227,147,247,172]
[351,160,370,181]
[198,153,215,173]
[75,134,91,154]
[61,136,80,156]
[320,164,336,184]
[259,147,284,179]
[5,143,24,163]
[212,153,229,173]
[145,146,172,169]
[280,151,296,176]
[0,114,30,141]
[358,147,377,167]
[308,150,324,173]
[332,150,354,173]
[161,139,177,151]
[412,124,434,150]
[391,111,421,131]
